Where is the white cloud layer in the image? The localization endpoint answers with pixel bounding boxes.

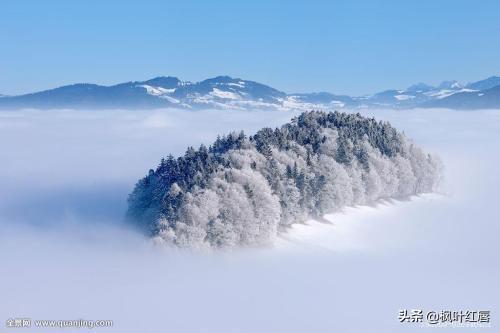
[0,108,499,332]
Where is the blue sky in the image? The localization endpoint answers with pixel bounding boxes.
[1,0,499,96]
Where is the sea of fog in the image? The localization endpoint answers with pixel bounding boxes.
[0,108,499,332]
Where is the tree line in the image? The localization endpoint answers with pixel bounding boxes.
[127,111,442,248]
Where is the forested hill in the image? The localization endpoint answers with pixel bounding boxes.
[127,111,442,249]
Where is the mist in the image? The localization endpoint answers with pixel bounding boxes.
[1,108,498,332]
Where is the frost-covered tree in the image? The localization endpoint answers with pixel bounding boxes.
[127,111,442,248]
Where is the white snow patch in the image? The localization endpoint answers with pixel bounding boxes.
[159,95,181,104]
[210,88,241,100]
[426,88,477,99]
[394,94,415,101]
[138,85,176,96]
[226,82,246,88]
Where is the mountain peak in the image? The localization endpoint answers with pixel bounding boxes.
[466,76,500,91]
[141,76,182,88]
[203,76,242,84]
[437,80,463,90]
[1,75,499,111]
[406,82,434,92]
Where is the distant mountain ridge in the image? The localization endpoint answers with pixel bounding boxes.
[1,75,499,110]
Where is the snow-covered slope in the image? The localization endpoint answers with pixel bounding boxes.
[424,85,500,109]
[1,75,499,110]
[465,76,500,91]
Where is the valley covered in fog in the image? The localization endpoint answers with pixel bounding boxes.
[1,108,499,332]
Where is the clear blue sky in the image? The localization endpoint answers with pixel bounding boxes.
[1,0,499,96]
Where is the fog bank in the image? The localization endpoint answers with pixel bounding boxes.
[1,108,499,332]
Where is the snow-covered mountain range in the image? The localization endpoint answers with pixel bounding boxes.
[1,75,499,110]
